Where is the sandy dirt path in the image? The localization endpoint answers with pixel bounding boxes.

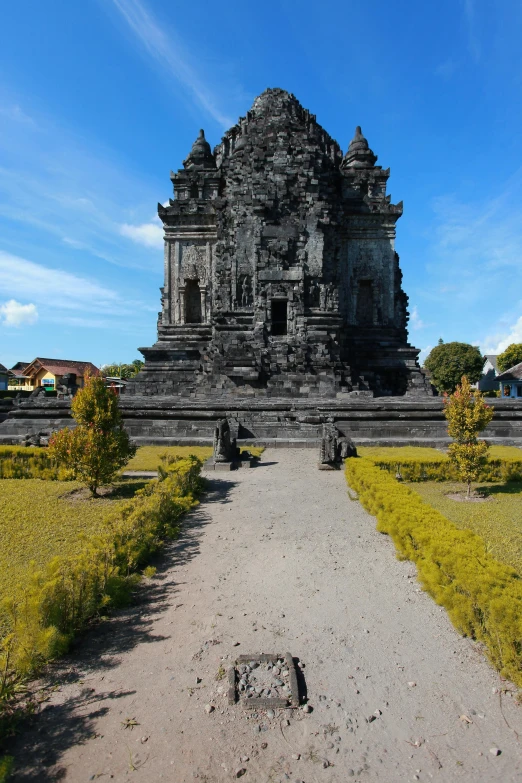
[11,449,521,782]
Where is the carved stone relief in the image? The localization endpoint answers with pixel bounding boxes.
[181,244,207,283]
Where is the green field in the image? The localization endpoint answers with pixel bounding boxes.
[411,481,522,576]
[0,478,144,604]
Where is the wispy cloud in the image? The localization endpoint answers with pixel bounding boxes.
[0,251,117,309]
[463,0,481,62]
[410,306,426,330]
[109,0,236,128]
[0,103,36,126]
[483,314,522,355]
[0,299,38,327]
[120,216,163,248]
[435,58,459,79]
[416,170,522,354]
[424,173,522,306]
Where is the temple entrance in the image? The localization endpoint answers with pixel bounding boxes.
[356,280,374,325]
[185,280,202,323]
[271,299,288,335]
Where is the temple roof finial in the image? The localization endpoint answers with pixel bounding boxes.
[341,126,377,169]
[183,128,217,170]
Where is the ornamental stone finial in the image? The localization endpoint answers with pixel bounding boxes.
[341,126,377,169]
[183,128,217,170]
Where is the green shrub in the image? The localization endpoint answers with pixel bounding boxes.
[345,457,522,686]
[49,375,136,496]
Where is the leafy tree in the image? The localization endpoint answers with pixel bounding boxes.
[101,360,144,379]
[497,343,522,373]
[424,342,484,394]
[48,375,136,496]
[444,376,494,498]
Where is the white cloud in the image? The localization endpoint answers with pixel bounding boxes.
[109,0,235,128]
[0,251,118,310]
[483,315,522,355]
[120,219,163,248]
[410,306,425,330]
[0,299,38,327]
[418,345,433,365]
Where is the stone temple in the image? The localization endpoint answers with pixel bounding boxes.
[129,88,430,400]
[4,90,521,445]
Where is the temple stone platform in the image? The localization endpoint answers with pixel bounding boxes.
[1,396,521,448]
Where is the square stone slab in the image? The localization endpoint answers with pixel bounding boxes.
[228,652,300,709]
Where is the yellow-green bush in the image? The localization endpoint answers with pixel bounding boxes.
[0,457,203,681]
[0,446,69,480]
[358,445,522,483]
[345,457,522,686]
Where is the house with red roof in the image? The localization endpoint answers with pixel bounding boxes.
[11,357,99,392]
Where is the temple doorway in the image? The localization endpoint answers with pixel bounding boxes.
[271,299,288,335]
[185,280,202,323]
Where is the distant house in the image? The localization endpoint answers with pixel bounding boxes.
[496,362,522,399]
[7,362,31,391]
[0,364,8,391]
[478,354,499,392]
[104,377,127,395]
[9,358,99,392]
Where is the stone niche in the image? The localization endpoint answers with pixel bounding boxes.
[128,89,432,400]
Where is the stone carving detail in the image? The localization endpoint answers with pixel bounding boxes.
[181,244,207,283]
[237,275,252,307]
[213,418,239,463]
[57,373,79,398]
[22,429,52,447]
[319,421,357,465]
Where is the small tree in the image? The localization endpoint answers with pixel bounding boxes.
[497,343,522,373]
[424,342,484,394]
[49,375,136,496]
[444,376,494,498]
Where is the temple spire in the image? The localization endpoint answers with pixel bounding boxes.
[341,126,377,169]
[183,129,217,170]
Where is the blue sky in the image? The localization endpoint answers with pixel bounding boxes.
[1,0,522,369]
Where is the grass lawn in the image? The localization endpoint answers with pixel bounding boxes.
[0,478,144,604]
[411,480,522,576]
[125,444,265,471]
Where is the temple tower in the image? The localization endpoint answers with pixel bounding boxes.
[131,89,430,398]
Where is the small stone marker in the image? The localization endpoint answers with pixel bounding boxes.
[229,652,300,708]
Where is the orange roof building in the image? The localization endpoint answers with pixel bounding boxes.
[10,357,99,392]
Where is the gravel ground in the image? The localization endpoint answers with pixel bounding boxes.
[10,449,521,782]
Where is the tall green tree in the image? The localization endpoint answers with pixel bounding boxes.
[48,375,136,496]
[444,376,494,498]
[424,342,484,394]
[497,343,522,373]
